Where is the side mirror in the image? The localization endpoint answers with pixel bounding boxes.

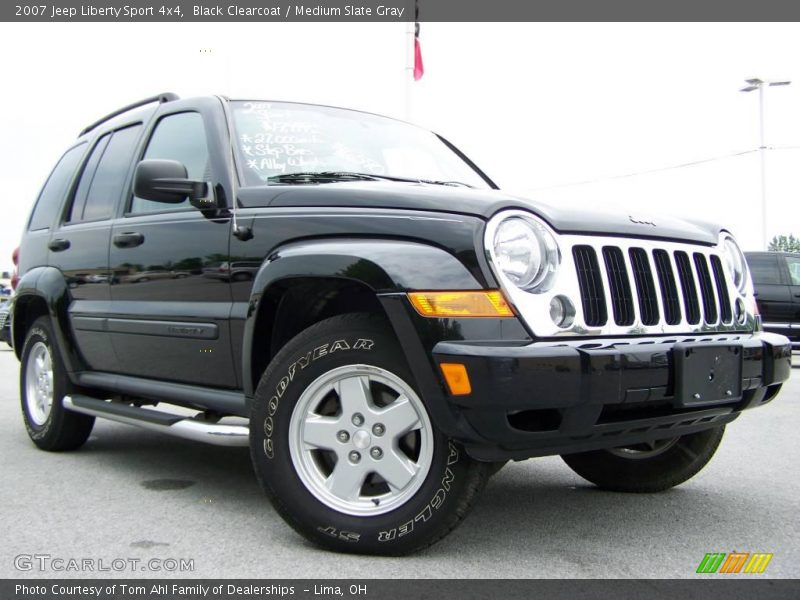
[133,159,217,209]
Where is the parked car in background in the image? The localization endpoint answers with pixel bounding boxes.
[0,302,11,347]
[1,272,14,346]
[745,251,800,345]
[0,271,12,303]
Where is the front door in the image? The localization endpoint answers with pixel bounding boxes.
[109,109,237,387]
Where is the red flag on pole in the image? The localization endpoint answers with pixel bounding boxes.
[414,37,424,80]
[413,6,423,80]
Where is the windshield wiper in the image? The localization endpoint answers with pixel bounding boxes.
[421,179,475,188]
[266,171,381,183]
[364,174,474,188]
[266,171,474,188]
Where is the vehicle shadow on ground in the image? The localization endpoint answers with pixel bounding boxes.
[79,421,261,500]
[70,421,775,563]
[424,463,774,562]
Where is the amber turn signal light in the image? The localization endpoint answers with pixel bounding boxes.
[439,363,472,396]
[408,291,513,318]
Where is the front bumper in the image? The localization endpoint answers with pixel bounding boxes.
[433,332,792,461]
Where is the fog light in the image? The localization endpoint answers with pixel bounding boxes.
[549,295,575,328]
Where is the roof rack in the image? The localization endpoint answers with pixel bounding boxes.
[79,92,179,136]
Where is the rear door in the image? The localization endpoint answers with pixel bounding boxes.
[108,105,237,387]
[746,253,792,338]
[48,124,144,372]
[22,143,88,277]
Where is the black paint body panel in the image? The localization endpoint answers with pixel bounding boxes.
[12,95,791,462]
[238,182,722,244]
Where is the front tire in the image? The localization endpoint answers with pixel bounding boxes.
[561,426,725,493]
[20,316,94,451]
[250,313,491,555]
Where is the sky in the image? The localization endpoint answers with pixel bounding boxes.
[1,22,799,273]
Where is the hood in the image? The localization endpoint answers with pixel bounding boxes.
[237,181,722,245]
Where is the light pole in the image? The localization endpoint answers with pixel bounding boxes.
[740,78,791,250]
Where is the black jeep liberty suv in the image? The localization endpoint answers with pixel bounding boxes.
[11,94,792,554]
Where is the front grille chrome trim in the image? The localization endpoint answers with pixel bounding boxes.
[484,212,756,339]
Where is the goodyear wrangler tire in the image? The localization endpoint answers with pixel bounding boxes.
[561,426,725,493]
[20,316,94,451]
[249,313,491,555]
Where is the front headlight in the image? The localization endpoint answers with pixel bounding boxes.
[492,215,560,292]
[721,233,747,292]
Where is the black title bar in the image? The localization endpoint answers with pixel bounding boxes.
[3,579,800,600]
[4,0,800,22]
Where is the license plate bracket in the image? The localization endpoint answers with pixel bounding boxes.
[673,343,742,407]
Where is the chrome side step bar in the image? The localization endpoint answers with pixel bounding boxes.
[63,395,249,447]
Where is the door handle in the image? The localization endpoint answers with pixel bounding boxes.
[113,232,145,248]
[48,238,71,252]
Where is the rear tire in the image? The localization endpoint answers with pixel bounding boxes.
[20,316,94,451]
[561,427,725,493]
[250,313,491,555]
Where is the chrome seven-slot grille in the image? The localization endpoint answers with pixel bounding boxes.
[572,244,735,330]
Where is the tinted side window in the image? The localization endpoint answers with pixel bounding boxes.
[747,254,782,285]
[29,144,86,230]
[785,256,800,286]
[81,125,143,222]
[68,134,111,222]
[130,112,210,214]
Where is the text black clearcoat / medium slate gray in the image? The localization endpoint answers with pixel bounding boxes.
[11,94,792,555]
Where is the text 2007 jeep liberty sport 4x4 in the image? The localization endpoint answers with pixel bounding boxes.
[11,94,792,554]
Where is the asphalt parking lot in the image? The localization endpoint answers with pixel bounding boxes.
[0,345,797,579]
